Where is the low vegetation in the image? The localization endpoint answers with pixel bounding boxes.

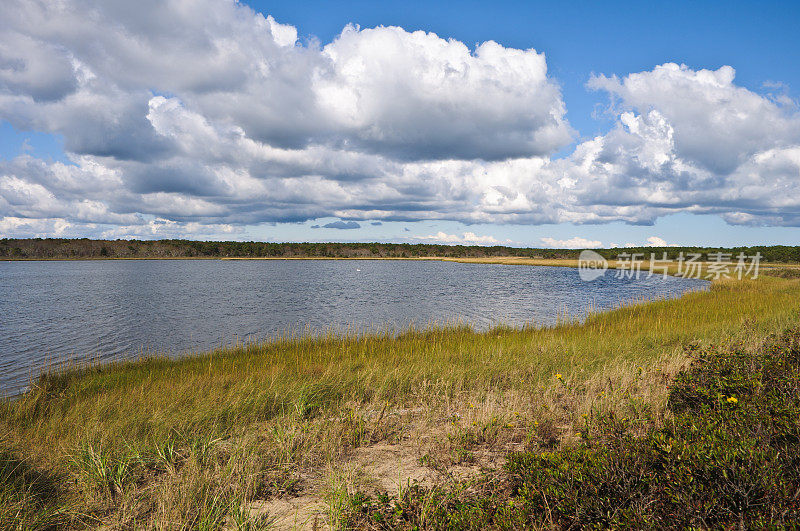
[1,274,799,528]
[345,329,800,528]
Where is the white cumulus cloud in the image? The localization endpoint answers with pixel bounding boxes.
[540,237,603,249]
[643,236,679,247]
[415,231,512,245]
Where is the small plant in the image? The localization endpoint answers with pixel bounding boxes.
[229,499,274,530]
[293,389,320,419]
[195,492,231,531]
[189,434,223,467]
[417,452,443,472]
[72,444,133,498]
[452,447,476,464]
[153,436,179,474]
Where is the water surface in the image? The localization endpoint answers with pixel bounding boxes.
[0,259,708,394]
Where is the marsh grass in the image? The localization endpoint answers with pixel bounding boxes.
[1,276,799,528]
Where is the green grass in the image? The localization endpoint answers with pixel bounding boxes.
[1,276,799,528]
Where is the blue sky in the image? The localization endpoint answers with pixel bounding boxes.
[1,0,799,247]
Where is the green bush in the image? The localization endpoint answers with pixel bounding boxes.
[348,329,800,528]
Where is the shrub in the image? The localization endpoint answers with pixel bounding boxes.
[349,329,800,528]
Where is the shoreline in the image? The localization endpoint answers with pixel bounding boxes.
[8,274,711,387]
[1,259,712,396]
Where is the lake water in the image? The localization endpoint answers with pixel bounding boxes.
[0,259,708,395]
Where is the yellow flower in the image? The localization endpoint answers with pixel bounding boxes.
[727,396,738,404]
[555,373,563,380]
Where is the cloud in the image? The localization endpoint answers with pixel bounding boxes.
[0,216,76,237]
[98,218,240,239]
[643,236,679,247]
[610,237,679,248]
[568,64,800,226]
[0,215,239,240]
[541,64,800,227]
[316,26,573,160]
[415,231,512,245]
[322,220,361,229]
[587,63,800,175]
[540,236,603,249]
[0,1,799,238]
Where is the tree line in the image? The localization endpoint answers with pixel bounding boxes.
[2,238,799,263]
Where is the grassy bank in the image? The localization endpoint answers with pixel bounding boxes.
[346,328,800,528]
[2,275,799,528]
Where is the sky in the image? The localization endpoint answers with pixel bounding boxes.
[1,0,799,248]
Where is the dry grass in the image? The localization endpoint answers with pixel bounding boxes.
[1,275,799,528]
